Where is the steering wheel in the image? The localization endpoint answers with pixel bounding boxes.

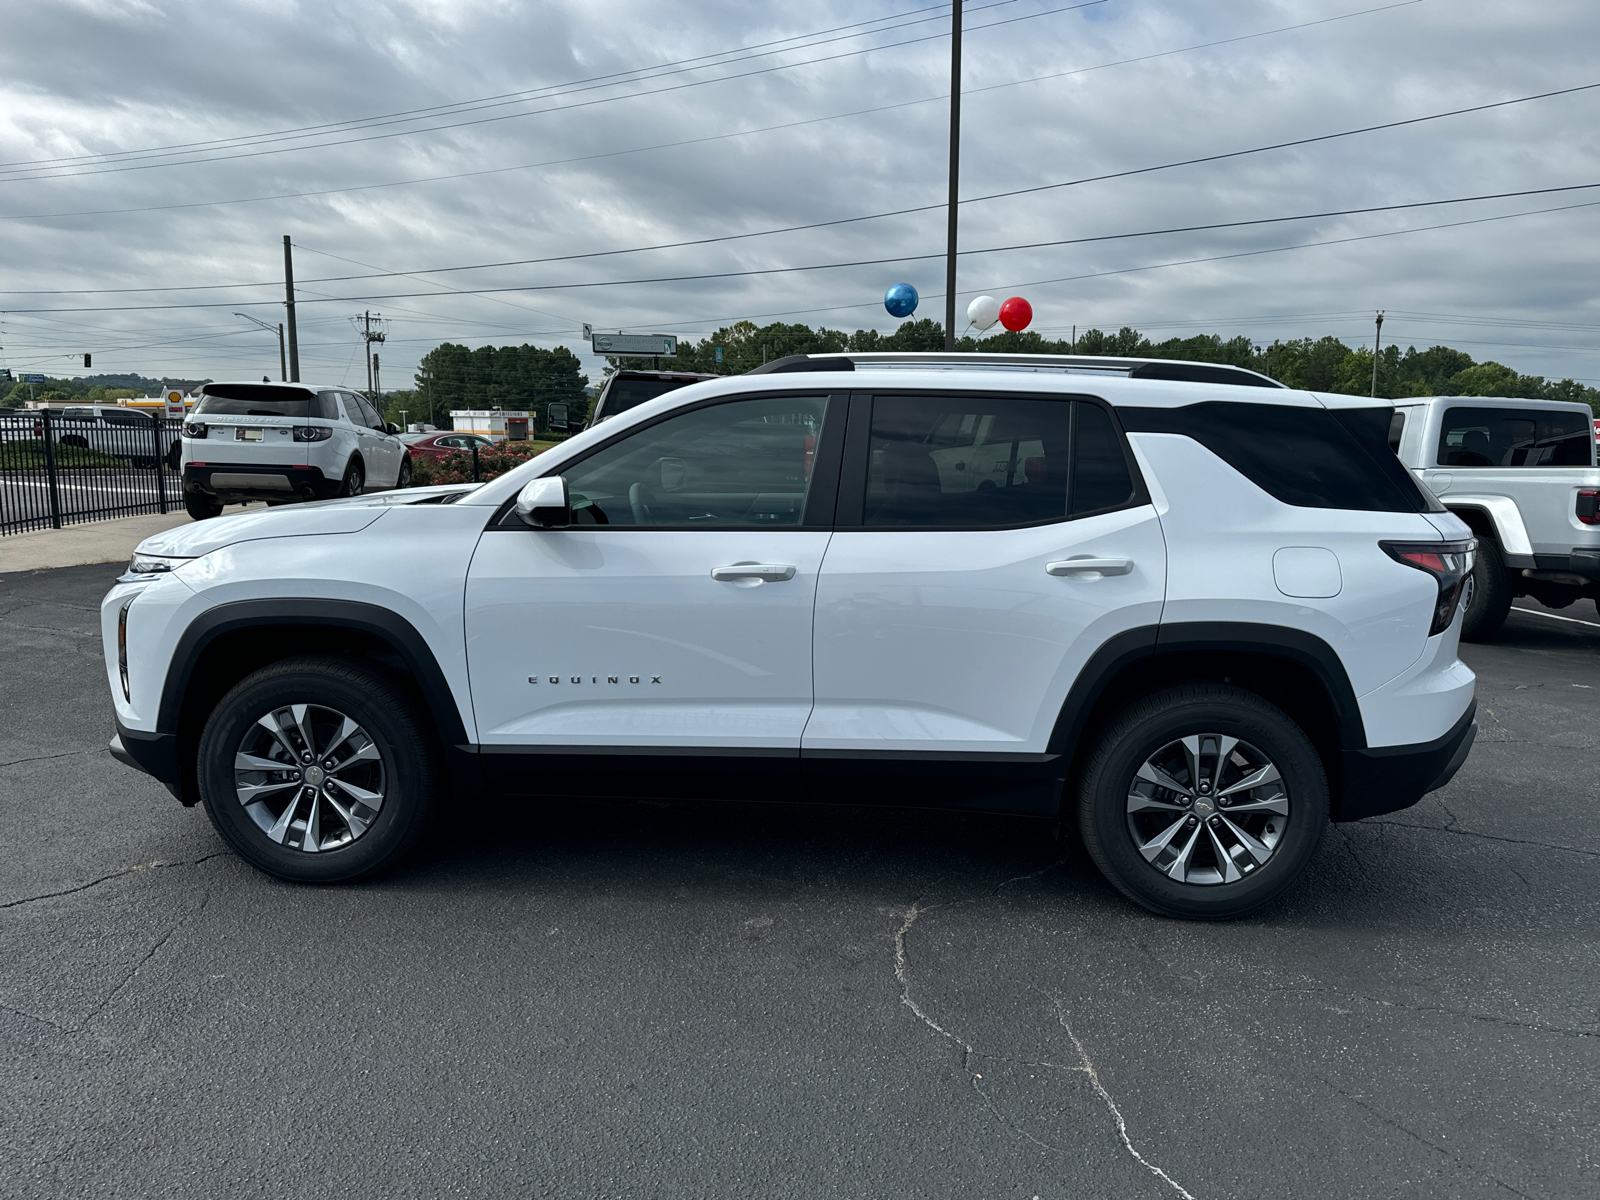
[628,482,658,526]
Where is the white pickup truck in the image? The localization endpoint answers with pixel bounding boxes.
[1391,396,1600,638]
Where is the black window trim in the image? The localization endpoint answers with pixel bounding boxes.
[487,389,850,531]
[833,387,1150,533]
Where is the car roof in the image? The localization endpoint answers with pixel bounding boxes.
[748,351,1285,389]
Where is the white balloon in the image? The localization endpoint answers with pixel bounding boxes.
[967,295,1001,331]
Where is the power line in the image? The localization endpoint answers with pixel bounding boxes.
[9,178,1600,313]
[0,1,1107,184]
[0,1,1418,222]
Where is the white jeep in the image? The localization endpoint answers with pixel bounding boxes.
[104,353,1478,919]
[1390,396,1600,637]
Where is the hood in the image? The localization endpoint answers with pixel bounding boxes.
[136,484,480,558]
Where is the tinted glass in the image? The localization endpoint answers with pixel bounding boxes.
[348,393,383,430]
[1388,411,1405,452]
[602,377,700,415]
[865,395,1076,528]
[1437,406,1592,467]
[1120,401,1430,512]
[565,395,827,527]
[61,407,95,421]
[1071,402,1136,515]
[194,385,334,419]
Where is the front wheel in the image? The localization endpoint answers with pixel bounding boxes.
[1460,537,1511,641]
[1076,685,1328,920]
[196,655,442,883]
[395,456,412,489]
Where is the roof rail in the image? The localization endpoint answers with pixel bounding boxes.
[746,351,1286,388]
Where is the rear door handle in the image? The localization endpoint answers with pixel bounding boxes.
[1046,557,1133,577]
[711,563,797,582]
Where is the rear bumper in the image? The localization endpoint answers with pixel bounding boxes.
[184,462,339,503]
[1335,700,1476,821]
[110,721,187,804]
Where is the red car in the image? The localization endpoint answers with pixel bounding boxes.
[399,432,495,461]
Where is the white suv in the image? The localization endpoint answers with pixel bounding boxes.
[179,381,411,519]
[104,353,1478,918]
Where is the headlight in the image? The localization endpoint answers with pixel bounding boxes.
[125,551,194,577]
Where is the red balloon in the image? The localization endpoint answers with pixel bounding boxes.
[998,296,1032,331]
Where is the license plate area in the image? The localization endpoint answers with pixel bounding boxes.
[235,427,264,441]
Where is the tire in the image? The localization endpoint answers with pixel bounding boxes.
[196,655,442,884]
[1076,684,1328,920]
[339,457,365,497]
[396,456,412,489]
[1460,537,1512,641]
[184,492,223,520]
[166,443,181,471]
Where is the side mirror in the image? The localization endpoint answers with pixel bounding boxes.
[514,475,570,528]
[385,422,400,436]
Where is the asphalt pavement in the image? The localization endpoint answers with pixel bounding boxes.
[3,563,1596,1199]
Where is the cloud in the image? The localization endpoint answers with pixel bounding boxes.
[2,0,1599,387]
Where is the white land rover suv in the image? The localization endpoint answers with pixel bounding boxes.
[180,381,411,519]
[105,353,1478,919]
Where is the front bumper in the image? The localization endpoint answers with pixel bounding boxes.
[184,462,339,504]
[1335,700,1476,821]
[109,721,189,804]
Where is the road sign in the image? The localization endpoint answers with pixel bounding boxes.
[714,347,723,364]
[582,324,592,341]
[590,332,676,357]
[20,373,46,383]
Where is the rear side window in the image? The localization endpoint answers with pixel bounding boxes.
[195,385,335,420]
[601,377,699,415]
[1437,406,1592,467]
[1120,401,1436,513]
[863,395,1138,528]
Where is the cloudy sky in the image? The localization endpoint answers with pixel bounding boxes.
[2,0,1598,390]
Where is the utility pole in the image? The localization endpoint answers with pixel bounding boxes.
[365,312,373,394]
[353,311,387,400]
[943,0,963,352]
[1370,310,1385,398]
[372,352,381,402]
[283,236,300,382]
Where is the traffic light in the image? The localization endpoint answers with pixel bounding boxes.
[83,353,91,368]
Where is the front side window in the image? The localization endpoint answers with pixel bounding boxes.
[563,394,828,527]
[864,395,1133,528]
[1437,406,1592,467]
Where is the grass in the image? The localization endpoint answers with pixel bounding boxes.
[0,440,132,470]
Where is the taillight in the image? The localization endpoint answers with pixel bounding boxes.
[181,421,206,438]
[293,426,332,442]
[1577,489,1600,525]
[1382,539,1476,636]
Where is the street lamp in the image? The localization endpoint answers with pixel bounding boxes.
[233,313,287,381]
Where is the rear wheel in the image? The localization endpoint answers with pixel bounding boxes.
[1076,685,1328,920]
[196,655,441,883]
[1460,537,1511,641]
[184,492,223,520]
[339,457,365,497]
[396,456,412,489]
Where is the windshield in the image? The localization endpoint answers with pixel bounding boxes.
[601,376,704,416]
[194,384,335,420]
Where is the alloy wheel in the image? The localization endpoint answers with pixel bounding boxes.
[1125,734,1289,885]
[233,703,386,852]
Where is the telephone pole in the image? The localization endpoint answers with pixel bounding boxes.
[352,312,387,400]
[282,236,300,382]
[943,0,963,352]
[1370,310,1385,398]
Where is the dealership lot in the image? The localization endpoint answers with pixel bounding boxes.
[3,562,1596,1199]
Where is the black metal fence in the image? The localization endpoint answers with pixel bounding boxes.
[0,409,185,536]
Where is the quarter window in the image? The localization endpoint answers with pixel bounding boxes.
[563,395,828,527]
[1437,406,1592,468]
[863,395,1133,528]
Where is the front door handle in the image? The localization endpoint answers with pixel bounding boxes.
[711,563,797,583]
[1046,557,1133,577]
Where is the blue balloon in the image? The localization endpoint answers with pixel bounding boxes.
[884,282,918,319]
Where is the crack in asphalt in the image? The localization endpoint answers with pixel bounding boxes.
[892,901,1197,1197]
[1367,819,1600,859]
[83,891,212,1027]
[0,748,100,771]
[1322,1081,1538,1199]
[0,853,227,910]
[3,622,97,639]
[1270,984,1596,1040]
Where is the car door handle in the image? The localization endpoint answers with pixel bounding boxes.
[1046,557,1134,577]
[711,563,797,582]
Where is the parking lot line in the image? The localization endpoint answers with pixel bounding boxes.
[1510,604,1600,630]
